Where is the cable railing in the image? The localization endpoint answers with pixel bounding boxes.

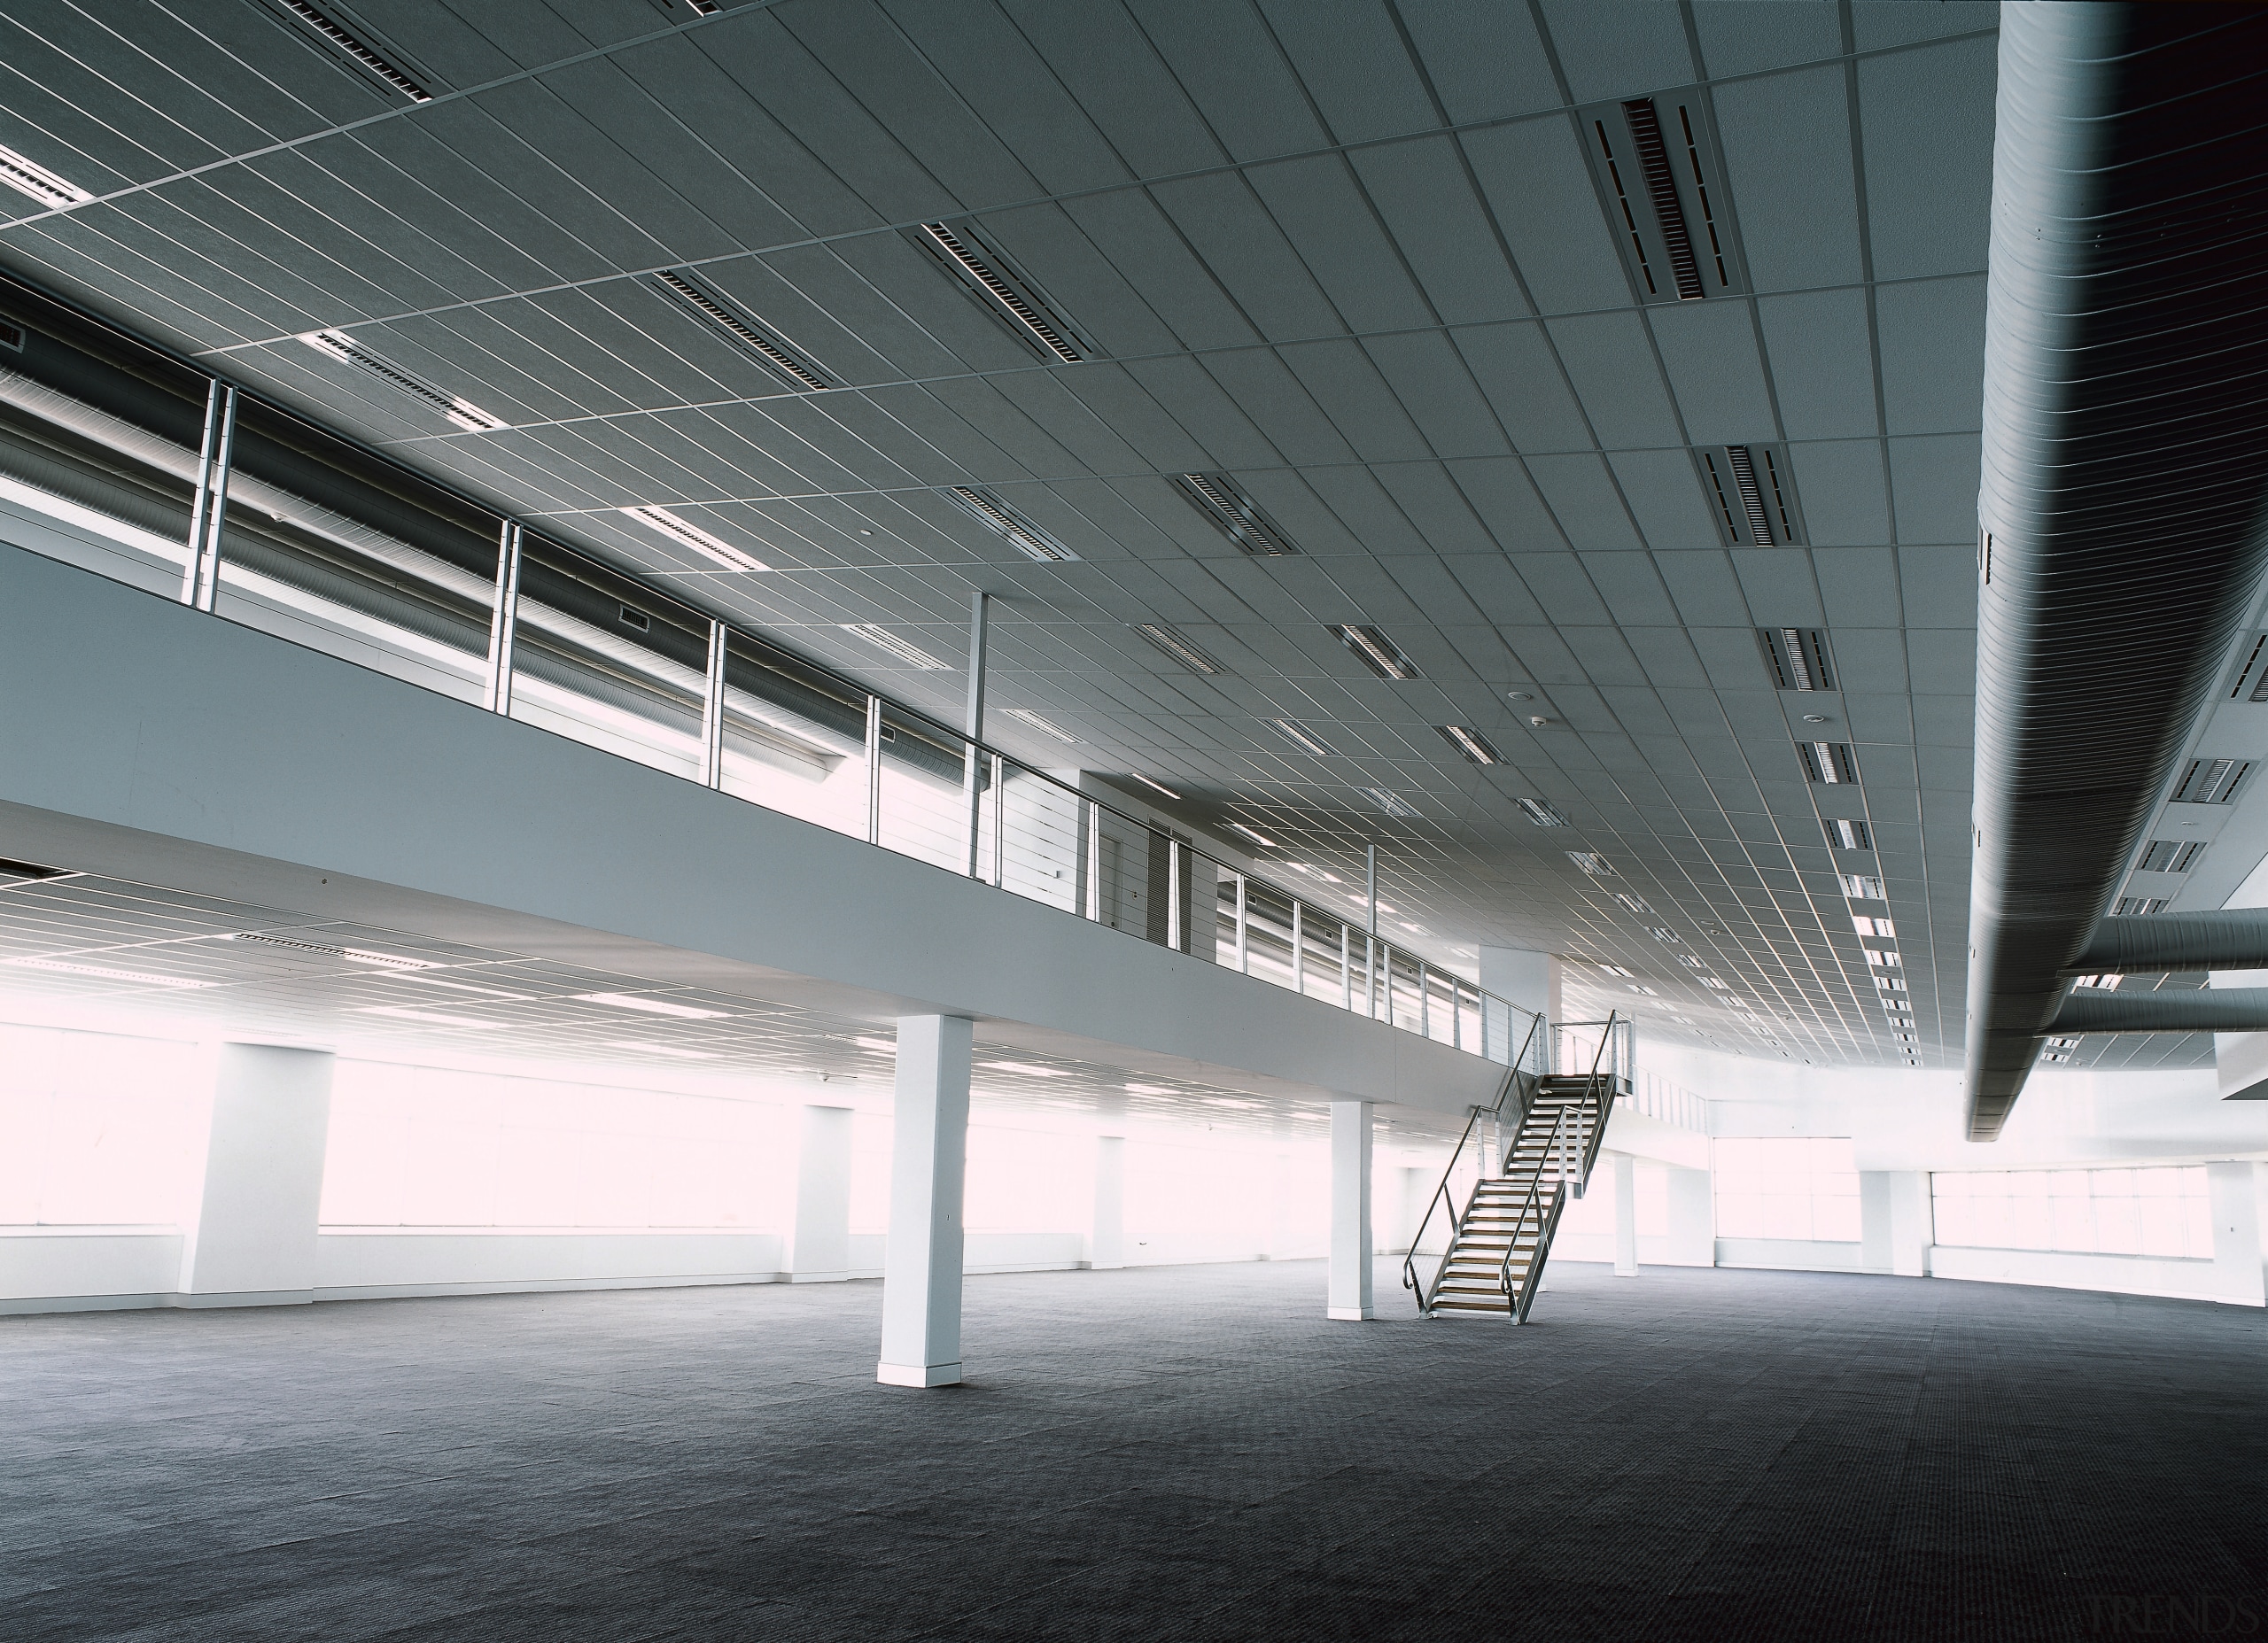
[0,275,1534,1058]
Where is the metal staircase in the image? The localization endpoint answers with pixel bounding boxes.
[1402,1014,1633,1323]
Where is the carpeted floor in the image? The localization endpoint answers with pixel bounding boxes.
[4,1259,2265,1641]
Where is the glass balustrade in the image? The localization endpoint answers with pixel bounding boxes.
[0,275,1547,1066]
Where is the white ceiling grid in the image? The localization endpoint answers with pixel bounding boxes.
[0,0,2075,1072]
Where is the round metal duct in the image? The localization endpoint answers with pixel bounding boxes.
[1966,5,2268,1139]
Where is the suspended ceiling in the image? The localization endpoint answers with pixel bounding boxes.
[0,0,2127,1073]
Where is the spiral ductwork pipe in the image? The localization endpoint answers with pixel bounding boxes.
[1966,6,2268,1140]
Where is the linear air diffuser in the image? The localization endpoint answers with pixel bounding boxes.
[914,221,1086,363]
[1172,473,1300,556]
[946,486,1075,562]
[301,329,507,432]
[653,270,828,391]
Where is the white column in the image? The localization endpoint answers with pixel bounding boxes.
[1086,1135,1125,1270]
[1887,1171,1933,1277]
[1665,1165,1715,1267]
[176,1043,333,1308]
[784,1104,853,1283]
[877,1015,972,1387]
[1612,1152,1639,1276]
[1327,1098,1373,1320]
[2208,1160,2267,1306]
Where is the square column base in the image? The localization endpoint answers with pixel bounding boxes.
[1326,1306,1374,1321]
[877,1360,963,1387]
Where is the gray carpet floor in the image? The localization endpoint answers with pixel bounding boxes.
[4,1259,2265,1641]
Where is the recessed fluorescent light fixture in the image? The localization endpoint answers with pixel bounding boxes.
[277,0,431,101]
[1825,818,1871,850]
[1566,852,1614,877]
[1840,874,1887,900]
[947,486,1075,562]
[0,143,93,211]
[573,991,726,1019]
[1226,821,1277,849]
[1517,797,1567,827]
[856,1036,897,1054]
[1364,787,1420,818]
[1133,622,1225,675]
[653,269,828,391]
[840,624,948,670]
[1002,707,1082,745]
[1330,624,1418,680]
[1595,963,1634,977]
[4,956,214,988]
[1437,725,1501,765]
[353,1004,500,1027]
[1124,1082,1178,1096]
[1268,719,1332,757]
[1129,772,1182,801]
[605,1040,718,1061]
[1171,473,1301,556]
[301,329,507,433]
[621,504,768,571]
[982,1060,1068,1078]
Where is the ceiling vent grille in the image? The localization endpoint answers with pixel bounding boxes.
[1701,445,1803,545]
[1841,873,1886,899]
[0,143,93,211]
[1758,625,1833,691]
[2230,632,2268,701]
[1581,90,1745,305]
[1518,797,1567,827]
[1798,740,1859,784]
[913,221,1085,364]
[945,485,1075,562]
[1615,892,1654,915]
[1132,622,1225,675]
[2114,896,2170,917]
[1826,818,1871,850]
[653,269,828,391]
[300,329,507,432]
[273,0,432,101]
[1619,99,1705,299]
[2171,757,2253,804]
[1172,472,1300,556]
[1436,725,1501,765]
[2138,840,2207,873]
[1329,623,1418,680]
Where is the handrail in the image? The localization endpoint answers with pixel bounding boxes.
[1402,1011,1549,1314]
[0,267,1542,1066]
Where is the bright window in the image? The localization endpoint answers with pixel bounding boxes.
[1930,1166,2214,1259]
[1713,1137,1860,1242]
[319,1060,788,1229]
[0,1023,206,1226]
